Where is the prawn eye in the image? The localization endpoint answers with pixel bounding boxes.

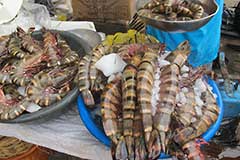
[180,46,186,50]
[179,41,189,50]
[165,7,173,14]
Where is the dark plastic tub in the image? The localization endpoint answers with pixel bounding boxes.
[77,78,224,158]
[0,30,91,123]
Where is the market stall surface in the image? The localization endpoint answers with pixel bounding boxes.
[0,106,112,160]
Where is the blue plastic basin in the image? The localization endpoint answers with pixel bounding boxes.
[77,78,224,159]
[217,83,240,118]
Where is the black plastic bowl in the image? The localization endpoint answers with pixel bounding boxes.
[0,30,91,123]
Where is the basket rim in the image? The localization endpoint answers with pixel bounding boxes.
[1,145,39,160]
[11,145,37,160]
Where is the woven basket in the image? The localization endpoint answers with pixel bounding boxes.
[0,137,50,160]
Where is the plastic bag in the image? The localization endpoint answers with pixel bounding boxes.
[0,0,51,36]
[22,1,51,27]
[53,0,73,14]
[35,0,73,20]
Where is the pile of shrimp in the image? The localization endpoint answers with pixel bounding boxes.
[81,36,219,160]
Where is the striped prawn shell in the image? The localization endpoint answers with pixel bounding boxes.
[93,72,106,92]
[133,104,148,160]
[89,44,109,91]
[173,5,193,18]
[154,64,181,152]
[0,62,14,84]
[0,73,12,84]
[78,54,91,92]
[101,76,122,145]
[122,64,138,158]
[153,41,190,151]
[166,12,178,21]
[0,100,30,120]
[116,43,165,63]
[27,84,70,107]
[152,4,165,14]
[166,41,190,66]
[154,64,180,133]
[194,86,219,135]
[176,87,196,127]
[43,31,57,48]
[58,35,79,65]
[145,0,174,14]
[118,50,145,159]
[137,51,158,143]
[179,0,204,19]
[26,66,77,107]
[0,36,9,60]
[0,85,29,120]
[174,84,219,145]
[116,44,145,62]
[78,54,95,106]
[144,0,162,10]
[180,67,206,87]
[0,35,9,45]
[10,76,32,87]
[10,62,34,86]
[163,0,174,14]
[17,27,42,54]
[10,53,45,86]
[46,34,79,67]
[57,35,72,53]
[204,89,220,114]
[43,31,61,67]
[8,34,27,59]
[133,105,144,138]
[182,140,205,160]
[163,0,174,7]
[188,2,204,19]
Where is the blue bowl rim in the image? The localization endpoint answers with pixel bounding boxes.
[77,78,224,158]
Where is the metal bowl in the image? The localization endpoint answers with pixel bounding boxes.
[0,30,92,123]
[137,0,219,32]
